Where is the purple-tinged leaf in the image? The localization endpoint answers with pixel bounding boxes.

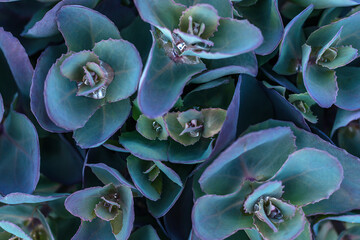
[192,183,253,240]
[30,44,67,133]
[44,53,103,131]
[72,218,116,240]
[168,139,214,164]
[129,225,160,240]
[0,192,67,204]
[302,44,338,108]
[22,0,100,38]
[0,221,31,240]
[273,5,314,75]
[57,5,121,52]
[199,127,296,195]
[0,28,33,96]
[138,33,205,118]
[331,108,360,137]
[73,99,131,149]
[271,148,343,206]
[0,110,39,195]
[0,94,3,122]
[87,163,134,189]
[335,67,360,111]
[313,214,360,235]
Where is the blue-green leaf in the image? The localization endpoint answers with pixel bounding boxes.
[336,67,360,111]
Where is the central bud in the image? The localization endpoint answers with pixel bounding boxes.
[319,47,338,63]
[254,196,284,225]
[77,61,114,99]
[181,119,203,137]
[187,16,205,37]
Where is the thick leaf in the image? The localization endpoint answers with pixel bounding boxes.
[174,0,233,18]
[255,209,306,240]
[201,108,226,138]
[190,52,258,84]
[73,99,131,148]
[331,108,360,136]
[290,0,360,9]
[0,27,33,96]
[136,115,168,141]
[146,175,183,217]
[88,163,134,189]
[313,214,360,234]
[0,110,39,195]
[134,0,185,40]
[192,183,253,240]
[273,5,313,75]
[44,53,103,130]
[237,0,283,55]
[60,51,100,82]
[0,192,67,204]
[57,5,121,52]
[183,18,263,59]
[271,148,343,206]
[199,127,296,195]
[30,44,67,133]
[138,33,205,118]
[302,44,338,108]
[92,39,142,102]
[23,0,100,38]
[72,218,116,240]
[0,221,31,240]
[129,225,160,240]
[336,67,360,111]
[243,181,283,213]
[319,46,358,70]
[119,132,169,161]
[244,120,360,215]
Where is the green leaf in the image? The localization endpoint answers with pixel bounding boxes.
[302,44,338,108]
[72,219,115,240]
[243,181,283,213]
[179,4,220,39]
[202,108,226,138]
[129,225,160,240]
[271,148,343,206]
[183,18,263,59]
[0,221,31,240]
[254,209,306,240]
[273,5,313,75]
[199,127,296,195]
[136,115,168,140]
[60,51,100,82]
[288,92,317,124]
[138,32,206,118]
[92,39,142,102]
[335,67,360,110]
[57,5,121,52]
[192,182,253,240]
[73,99,131,148]
[289,0,360,9]
[44,53,103,130]
[318,46,358,70]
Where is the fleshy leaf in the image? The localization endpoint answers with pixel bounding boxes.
[289,0,360,9]
[288,92,317,124]
[31,44,67,133]
[0,193,67,204]
[314,26,342,64]
[302,44,338,108]
[57,5,121,52]
[168,138,213,164]
[332,108,360,136]
[0,110,40,195]
[23,0,100,38]
[0,27,34,96]
[72,218,116,240]
[243,181,283,214]
[65,185,112,221]
[88,163,134,189]
[313,214,360,235]
[0,221,31,240]
[271,148,343,206]
[44,53,103,130]
[254,209,306,240]
[60,51,100,82]
[318,46,358,70]
[138,32,205,118]
[336,67,360,111]
[192,183,253,240]
[236,0,284,55]
[136,115,168,140]
[73,99,131,148]
[129,225,160,240]
[0,94,3,122]
[243,120,360,214]
[273,5,313,75]
[201,108,226,138]
[199,127,296,195]
[92,39,142,102]
[179,4,220,39]
[183,18,263,59]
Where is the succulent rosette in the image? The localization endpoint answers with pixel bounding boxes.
[274,5,360,110]
[65,183,134,240]
[192,121,349,240]
[30,5,142,148]
[134,0,263,118]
